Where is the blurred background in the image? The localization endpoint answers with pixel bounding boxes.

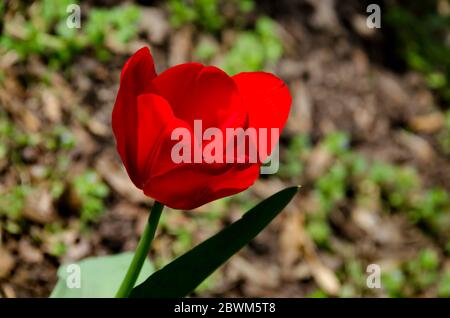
[0,0,450,298]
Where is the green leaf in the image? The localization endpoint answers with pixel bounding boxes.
[50,252,153,298]
[130,186,299,298]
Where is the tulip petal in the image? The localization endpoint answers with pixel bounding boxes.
[232,72,292,161]
[120,47,157,83]
[112,47,157,172]
[144,163,259,210]
[144,110,200,181]
[116,93,176,189]
[153,63,247,131]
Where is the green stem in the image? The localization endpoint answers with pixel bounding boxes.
[115,201,164,298]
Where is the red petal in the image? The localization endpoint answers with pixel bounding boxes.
[232,72,292,161]
[117,93,176,188]
[144,163,259,210]
[112,47,157,173]
[153,63,247,131]
[144,109,200,180]
[120,47,157,83]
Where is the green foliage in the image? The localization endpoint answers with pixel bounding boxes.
[0,1,140,67]
[172,0,283,73]
[306,163,347,247]
[0,110,76,181]
[337,260,367,297]
[369,162,420,210]
[0,114,35,230]
[438,110,450,154]
[345,260,366,288]
[45,126,76,151]
[193,38,219,61]
[322,132,350,156]
[385,2,450,101]
[294,131,449,251]
[316,163,348,204]
[171,227,194,255]
[130,187,299,298]
[222,17,283,75]
[278,134,311,179]
[412,188,449,222]
[383,249,441,297]
[438,269,450,297]
[382,269,406,298]
[167,0,254,32]
[50,252,153,297]
[306,219,331,247]
[0,184,31,235]
[84,6,140,61]
[168,0,205,29]
[156,197,231,279]
[304,133,351,247]
[72,171,109,223]
[0,185,30,220]
[406,249,439,290]
[0,112,45,164]
[49,241,67,258]
[308,289,328,298]
[0,116,80,235]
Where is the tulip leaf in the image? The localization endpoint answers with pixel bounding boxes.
[130,186,299,298]
[50,252,153,298]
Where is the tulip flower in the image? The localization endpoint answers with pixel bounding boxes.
[112,47,291,210]
[112,47,292,298]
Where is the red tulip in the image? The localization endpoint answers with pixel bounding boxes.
[112,47,291,209]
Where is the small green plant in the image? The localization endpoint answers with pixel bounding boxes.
[222,17,283,75]
[167,0,254,32]
[382,269,406,297]
[406,249,440,291]
[0,185,30,220]
[308,289,329,298]
[49,241,67,258]
[438,268,450,297]
[382,249,441,297]
[73,171,109,223]
[0,113,40,164]
[385,3,450,101]
[306,218,332,247]
[300,131,449,255]
[0,1,140,67]
[368,161,420,210]
[306,162,348,247]
[316,163,348,204]
[278,134,311,179]
[168,0,197,28]
[84,6,140,61]
[174,0,283,74]
[336,260,367,297]
[45,126,76,151]
[301,133,358,246]
[410,188,450,234]
[322,131,350,156]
